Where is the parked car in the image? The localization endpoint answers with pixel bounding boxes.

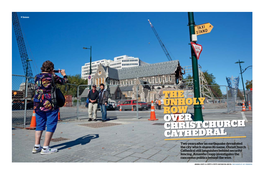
[97,103,115,110]
[109,101,116,109]
[117,100,148,111]
[138,102,149,110]
[106,103,114,110]
[26,102,34,109]
[146,102,151,109]
[12,102,23,110]
[12,102,34,110]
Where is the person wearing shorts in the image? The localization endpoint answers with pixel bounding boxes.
[32,60,68,155]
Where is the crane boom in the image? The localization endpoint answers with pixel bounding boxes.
[148,19,173,61]
[12,12,34,83]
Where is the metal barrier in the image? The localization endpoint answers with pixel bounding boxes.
[12,75,35,127]
[76,85,89,120]
[75,84,144,120]
[60,82,242,122]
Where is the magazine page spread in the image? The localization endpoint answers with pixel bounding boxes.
[11,11,253,167]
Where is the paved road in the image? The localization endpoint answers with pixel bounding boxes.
[12,110,252,163]
[12,106,249,126]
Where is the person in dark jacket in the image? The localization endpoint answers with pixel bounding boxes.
[175,62,185,84]
[87,85,99,121]
[98,83,108,122]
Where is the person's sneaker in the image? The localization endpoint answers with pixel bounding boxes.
[40,147,58,155]
[88,118,92,121]
[94,119,97,121]
[32,146,42,154]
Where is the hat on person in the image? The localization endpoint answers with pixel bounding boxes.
[92,85,96,87]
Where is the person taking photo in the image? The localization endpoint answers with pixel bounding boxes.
[32,60,68,155]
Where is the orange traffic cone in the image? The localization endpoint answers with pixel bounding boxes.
[148,101,158,121]
[131,105,134,111]
[26,110,36,130]
[248,101,252,111]
[58,108,61,121]
[119,105,122,111]
[202,105,205,109]
[242,101,246,111]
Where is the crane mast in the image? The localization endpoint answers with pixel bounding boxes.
[12,12,34,83]
[148,19,173,61]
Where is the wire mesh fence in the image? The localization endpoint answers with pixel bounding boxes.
[12,75,35,127]
[72,82,244,120]
[13,73,244,127]
[74,83,150,120]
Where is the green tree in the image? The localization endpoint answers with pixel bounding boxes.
[184,74,193,80]
[202,71,222,98]
[57,74,88,97]
[245,80,252,90]
[237,89,244,100]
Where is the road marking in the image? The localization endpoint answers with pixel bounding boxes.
[241,112,248,122]
[164,136,246,141]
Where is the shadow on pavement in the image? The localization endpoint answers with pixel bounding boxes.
[51,134,99,150]
[78,116,117,121]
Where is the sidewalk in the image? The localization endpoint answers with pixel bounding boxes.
[12,111,252,162]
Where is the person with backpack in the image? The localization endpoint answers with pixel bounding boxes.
[32,60,68,155]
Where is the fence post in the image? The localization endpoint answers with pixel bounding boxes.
[234,89,236,112]
[77,85,79,120]
[226,86,229,113]
[23,76,28,128]
[76,84,89,120]
[136,83,139,119]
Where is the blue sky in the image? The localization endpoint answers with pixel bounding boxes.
[12,12,252,90]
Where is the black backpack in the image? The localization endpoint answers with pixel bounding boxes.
[51,75,65,107]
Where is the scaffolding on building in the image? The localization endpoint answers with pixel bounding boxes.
[182,65,215,100]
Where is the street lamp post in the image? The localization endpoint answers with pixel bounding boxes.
[83,46,92,89]
[235,60,251,108]
[188,12,203,121]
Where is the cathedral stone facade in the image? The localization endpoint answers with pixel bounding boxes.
[92,60,180,102]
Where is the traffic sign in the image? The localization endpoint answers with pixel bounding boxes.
[88,75,92,85]
[191,42,203,60]
[195,23,213,35]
